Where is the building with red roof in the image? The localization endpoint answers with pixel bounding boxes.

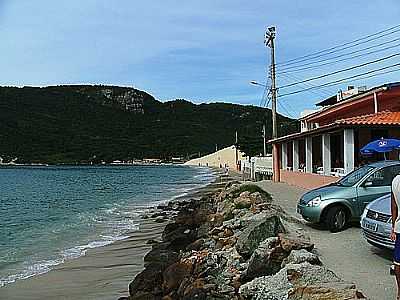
[269,82,400,189]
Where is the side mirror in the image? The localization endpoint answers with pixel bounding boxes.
[364,181,373,187]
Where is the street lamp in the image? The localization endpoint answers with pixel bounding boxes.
[250,81,267,87]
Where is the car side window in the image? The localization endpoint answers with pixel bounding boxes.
[390,165,400,181]
[366,167,394,187]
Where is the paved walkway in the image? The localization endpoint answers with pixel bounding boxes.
[256,180,395,300]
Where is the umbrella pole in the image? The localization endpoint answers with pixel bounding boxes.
[384,152,387,160]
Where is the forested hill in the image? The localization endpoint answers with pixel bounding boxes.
[0,85,299,164]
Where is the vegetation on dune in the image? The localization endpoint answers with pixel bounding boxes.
[0,85,299,164]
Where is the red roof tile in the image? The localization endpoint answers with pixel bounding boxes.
[336,111,400,125]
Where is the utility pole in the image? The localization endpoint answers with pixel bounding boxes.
[265,26,280,182]
[262,124,267,156]
[265,26,277,139]
[235,130,238,170]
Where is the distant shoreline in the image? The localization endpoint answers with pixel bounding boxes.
[0,163,191,169]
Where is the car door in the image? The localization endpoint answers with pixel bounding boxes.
[356,166,395,215]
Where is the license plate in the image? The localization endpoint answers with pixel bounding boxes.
[364,221,378,232]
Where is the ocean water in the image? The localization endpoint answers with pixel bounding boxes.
[0,165,215,287]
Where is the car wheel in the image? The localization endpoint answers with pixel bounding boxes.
[325,206,348,233]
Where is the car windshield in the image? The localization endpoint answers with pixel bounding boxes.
[338,165,375,187]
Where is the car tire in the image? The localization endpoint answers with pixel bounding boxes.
[325,206,348,233]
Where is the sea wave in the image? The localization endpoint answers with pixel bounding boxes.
[0,258,63,287]
[0,166,215,287]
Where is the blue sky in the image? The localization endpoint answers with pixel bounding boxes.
[1,1,400,117]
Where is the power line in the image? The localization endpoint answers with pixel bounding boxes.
[284,74,332,96]
[278,72,332,98]
[324,66,400,87]
[278,38,400,72]
[277,99,296,118]
[277,24,400,66]
[278,42,400,74]
[279,63,400,98]
[279,67,400,98]
[278,53,400,89]
[259,84,268,107]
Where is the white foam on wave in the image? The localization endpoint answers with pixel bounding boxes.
[0,230,136,288]
[0,209,141,288]
[61,234,130,260]
[0,258,63,287]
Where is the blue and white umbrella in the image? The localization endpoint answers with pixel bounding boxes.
[360,138,400,158]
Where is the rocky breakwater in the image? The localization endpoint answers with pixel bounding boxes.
[121,183,366,300]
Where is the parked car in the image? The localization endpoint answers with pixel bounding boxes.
[297,160,400,232]
[360,193,394,249]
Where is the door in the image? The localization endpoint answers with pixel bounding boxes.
[356,165,400,215]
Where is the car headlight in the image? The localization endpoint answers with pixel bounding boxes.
[360,208,368,221]
[307,196,321,207]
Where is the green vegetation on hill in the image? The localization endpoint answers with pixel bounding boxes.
[0,85,299,164]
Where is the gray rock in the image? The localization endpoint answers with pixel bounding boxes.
[240,191,251,198]
[281,249,321,268]
[288,282,366,299]
[233,195,251,209]
[240,262,365,300]
[236,213,285,258]
[249,192,264,205]
[278,232,314,253]
[242,237,285,281]
[240,265,291,300]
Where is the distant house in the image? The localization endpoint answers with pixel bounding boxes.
[269,83,400,189]
[171,157,185,164]
[143,158,162,164]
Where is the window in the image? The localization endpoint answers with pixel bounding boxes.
[365,165,400,187]
[339,165,374,187]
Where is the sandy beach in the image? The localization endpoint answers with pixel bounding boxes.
[0,219,165,300]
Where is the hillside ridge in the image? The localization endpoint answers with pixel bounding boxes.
[0,85,298,164]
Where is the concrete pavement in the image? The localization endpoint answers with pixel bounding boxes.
[256,180,395,300]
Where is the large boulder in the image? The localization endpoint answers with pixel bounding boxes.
[128,292,158,300]
[217,199,236,220]
[161,223,197,251]
[242,237,287,282]
[286,262,366,299]
[240,262,366,300]
[175,208,209,227]
[143,242,179,269]
[236,213,285,258]
[163,261,193,293]
[278,232,314,252]
[281,249,321,268]
[288,282,366,299]
[129,264,163,298]
[181,278,208,300]
[240,264,291,300]
[234,194,252,209]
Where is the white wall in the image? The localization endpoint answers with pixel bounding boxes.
[184,145,245,170]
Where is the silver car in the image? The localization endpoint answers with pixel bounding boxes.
[360,193,394,250]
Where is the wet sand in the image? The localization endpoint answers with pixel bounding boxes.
[0,219,166,300]
[0,170,230,300]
